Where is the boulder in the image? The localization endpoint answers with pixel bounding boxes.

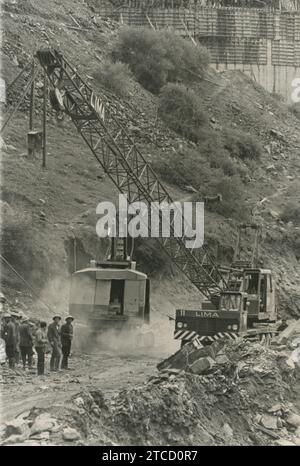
[188,345,215,364]
[260,414,278,430]
[277,320,300,344]
[189,356,215,375]
[62,427,81,441]
[222,423,233,438]
[286,413,300,428]
[285,358,296,370]
[275,438,296,446]
[157,341,195,371]
[290,348,300,364]
[254,414,262,424]
[268,404,283,414]
[30,413,57,435]
[216,354,230,365]
[5,419,30,438]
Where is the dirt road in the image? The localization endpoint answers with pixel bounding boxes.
[0,350,161,422]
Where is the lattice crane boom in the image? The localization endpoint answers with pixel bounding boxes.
[36,49,227,299]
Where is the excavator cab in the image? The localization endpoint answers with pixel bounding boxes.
[174,222,277,347]
[69,261,150,331]
[242,268,276,323]
[69,236,153,348]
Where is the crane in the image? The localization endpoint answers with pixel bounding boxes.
[35,49,227,302]
[32,49,279,347]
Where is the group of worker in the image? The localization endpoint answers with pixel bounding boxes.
[0,310,75,376]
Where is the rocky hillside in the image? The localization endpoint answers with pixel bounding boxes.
[1,0,300,320]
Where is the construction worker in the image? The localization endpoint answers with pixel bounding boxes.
[29,320,37,367]
[34,321,48,376]
[11,311,21,365]
[19,316,33,370]
[47,315,62,372]
[1,313,16,369]
[61,316,74,370]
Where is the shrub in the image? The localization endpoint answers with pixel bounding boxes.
[111,26,209,93]
[280,201,300,225]
[208,151,237,177]
[159,30,210,82]
[158,83,208,141]
[96,60,132,97]
[206,175,250,220]
[224,128,263,161]
[289,103,300,120]
[154,149,250,220]
[195,135,239,177]
[154,148,214,193]
[112,27,171,93]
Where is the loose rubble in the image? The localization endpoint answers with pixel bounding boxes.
[1,332,299,446]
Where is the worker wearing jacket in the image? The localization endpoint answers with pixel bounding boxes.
[35,321,48,375]
[11,312,21,365]
[1,314,16,369]
[60,316,74,370]
[19,317,33,369]
[47,315,62,371]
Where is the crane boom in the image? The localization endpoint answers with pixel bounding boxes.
[36,49,227,299]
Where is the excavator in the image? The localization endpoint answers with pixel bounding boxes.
[175,224,278,346]
[5,48,280,347]
[69,232,154,348]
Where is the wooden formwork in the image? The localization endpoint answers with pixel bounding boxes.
[272,39,300,65]
[96,3,300,98]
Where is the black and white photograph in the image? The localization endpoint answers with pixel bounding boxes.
[0,0,300,450]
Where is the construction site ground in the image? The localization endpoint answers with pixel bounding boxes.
[0,349,160,423]
[1,328,300,446]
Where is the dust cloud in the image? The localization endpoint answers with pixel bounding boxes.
[36,275,70,319]
[36,276,180,358]
[72,311,179,359]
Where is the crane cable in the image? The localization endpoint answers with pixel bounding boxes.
[0,254,51,311]
[6,62,32,93]
[1,66,39,134]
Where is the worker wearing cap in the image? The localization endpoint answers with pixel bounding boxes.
[19,316,33,370]
[47,315,62,372]
[1,313,16,369]
[60,316,74,370]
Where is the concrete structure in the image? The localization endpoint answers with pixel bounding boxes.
[95,0,300,101]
